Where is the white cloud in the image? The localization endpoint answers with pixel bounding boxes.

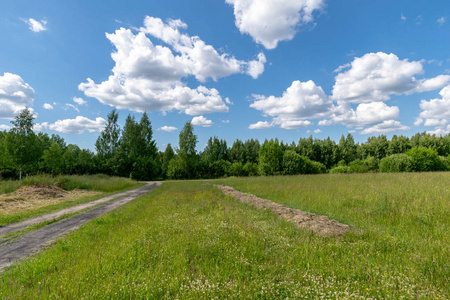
[226,0,324,49]
[401,13,406,21]
[332,102,399,127]
[158,126,178,132]
[0,72,35,119]
[314,129,322,133]
[318,119,333,126]
[37,116,106,134]
[416,15,423,25]
[427,125,450,136]
[22,18,47,32]
[140,16,265,81]
[191,115,213,127]
[248,121,272,129]
[250,80,332,129]
[81,17,264,116]
[221,120,230,123]
[417,85,450,133]
[332,52,450,104]
[419,85,450,120]
[64,103,79,112]
[43,103,53,110]
[360,120,410,134]
[437,17,446,26]
[0,124,10,130]
[73,97,87,105]
[414,118,424,126]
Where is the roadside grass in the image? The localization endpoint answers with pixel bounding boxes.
[0,175,143,226]
[0,179,447,299]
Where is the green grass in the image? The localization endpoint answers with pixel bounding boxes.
[0,174,143,226]
[0,176,448,299]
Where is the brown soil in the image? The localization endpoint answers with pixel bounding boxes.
[0,185,100,215]
[215,185,354,237]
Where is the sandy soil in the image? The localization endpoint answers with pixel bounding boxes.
[0,185,100,215]
[215,184,354,237]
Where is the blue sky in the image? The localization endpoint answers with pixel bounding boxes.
[1,0,449,151]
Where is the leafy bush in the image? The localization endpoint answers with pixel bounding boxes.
[243,162,259,176]
[282,150,325,175]
[329,165,350,174]
[406,147,448,172]
[227,162,246,177]
[379,154,414,173]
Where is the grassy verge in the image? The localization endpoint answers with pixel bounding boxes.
[0,174,143,226]
[0,174,140,194]
[0,179,447,299]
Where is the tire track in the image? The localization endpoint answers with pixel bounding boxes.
[0,182,161,271]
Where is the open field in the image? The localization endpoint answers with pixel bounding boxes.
[0,175,142,226]
[0,173,449,299]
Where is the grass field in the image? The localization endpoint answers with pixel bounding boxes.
[0,174,142,226]
[0,173,448,299]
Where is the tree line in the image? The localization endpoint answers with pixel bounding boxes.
[2,108,450,181]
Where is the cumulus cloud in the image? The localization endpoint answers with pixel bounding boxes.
[0,124,10,130]
[250,52,449,134]
[226,0,324,49]
[80,17,265,116]
[314,129,322,133]
[37,116,106,134]
[250,80,332,129]
[332,102,399,127]
[248,121,272,129]
[332,52,450,104]
[0,72,35,119]
[191,115,213,127]
[417,85,450,133]
[22,18,47,32]
[360,120,410,135]
[43,103,53,110]
[73,97,87,105]
[158,126,178,132]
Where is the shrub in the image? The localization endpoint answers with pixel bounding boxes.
[406,147,447,172]
[227,162,246,177]
[379,154,414,173]
[329,165,350,174]
[243,162,259,176]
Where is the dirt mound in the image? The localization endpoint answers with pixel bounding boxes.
[215,184,354,237]
[14,184,67,199]
[0,185,99,215]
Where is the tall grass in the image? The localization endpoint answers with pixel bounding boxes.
[0,178,447,299]
[0,174,139,194]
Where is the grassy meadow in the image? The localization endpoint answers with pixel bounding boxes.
[0,174,142,226]
[0,173,448,299]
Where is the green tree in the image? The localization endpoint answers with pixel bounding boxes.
[41,142,64,175]
[0,131,13,180]
[95,109,121,175]
[168,121,198,179]
[120,112,159,180]
[258,139,283,175]
[6,108,41,180]
[161,144,175,178]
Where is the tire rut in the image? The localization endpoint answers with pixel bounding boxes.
[0,182,161,271]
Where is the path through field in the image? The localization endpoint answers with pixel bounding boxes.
[0,182,161,271]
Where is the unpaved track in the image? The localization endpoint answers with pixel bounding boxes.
[0,182,161,271]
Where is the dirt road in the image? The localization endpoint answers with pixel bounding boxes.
[0,182,161,271]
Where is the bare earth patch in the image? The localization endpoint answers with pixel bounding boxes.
[215,184,354,237]
[0,185,100,215]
